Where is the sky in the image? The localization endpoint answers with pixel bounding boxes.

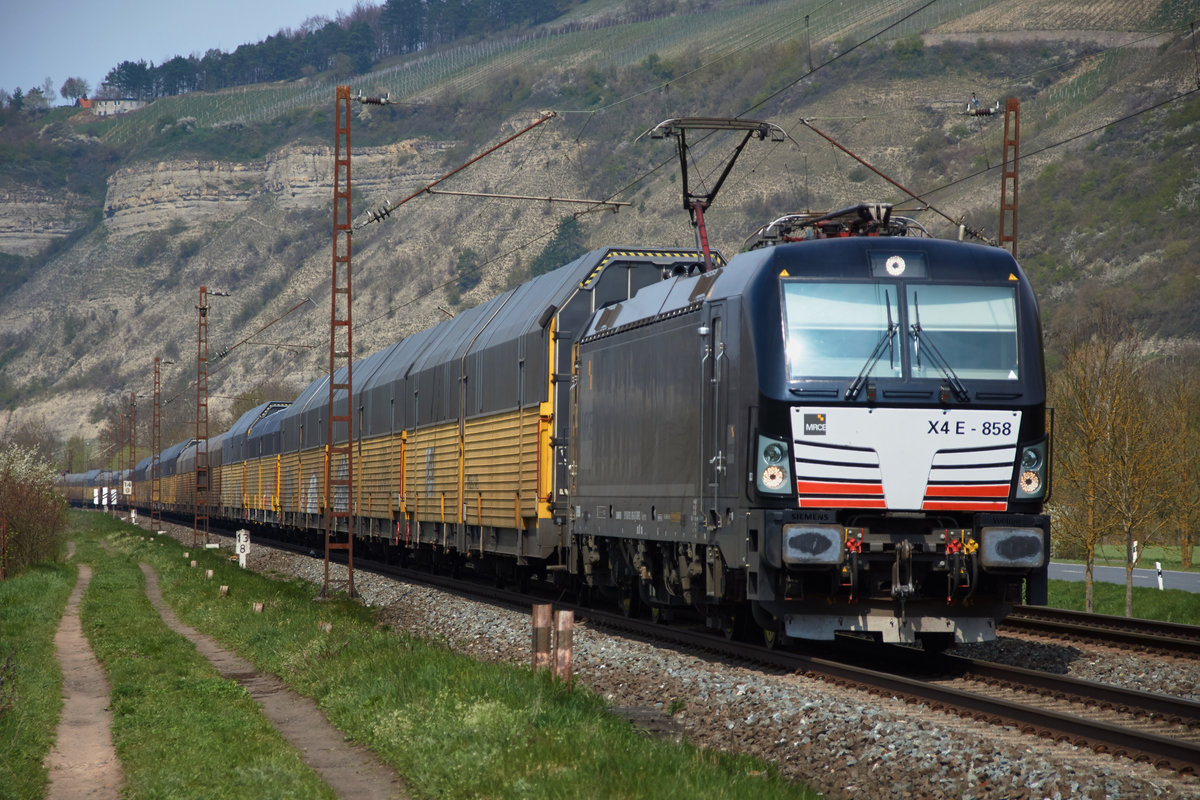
[0,0,355,99]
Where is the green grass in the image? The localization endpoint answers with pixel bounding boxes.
[0,561,75,800]
[1047,580,1200,625]
[128,519,818,799]
[4,511,820,799]
[15,512,1197,800]
[72,516,336,800]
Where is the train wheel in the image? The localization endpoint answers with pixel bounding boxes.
[650,606,672,625]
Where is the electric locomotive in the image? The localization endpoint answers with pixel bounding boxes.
[65,201,1049,652]
[572,203,1050,648]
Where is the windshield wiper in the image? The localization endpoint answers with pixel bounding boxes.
[910,291,970,403]
[846,292,895,401]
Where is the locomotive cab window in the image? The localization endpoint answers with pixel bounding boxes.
[907,284,1018,381]
[783,282,899,381]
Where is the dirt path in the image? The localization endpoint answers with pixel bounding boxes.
[137,563,407,800]
[45,563,124,800]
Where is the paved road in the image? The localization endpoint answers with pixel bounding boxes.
[1049,562,1200,593]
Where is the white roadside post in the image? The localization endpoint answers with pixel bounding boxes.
[236,529,250,569]
[1156,561,1164,591]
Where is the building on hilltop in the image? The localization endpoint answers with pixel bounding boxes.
[90,97,146,117]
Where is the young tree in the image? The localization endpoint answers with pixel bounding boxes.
[1100,362,1175,617]
[1158,352,1200,569]
[1049,332,1120,612]
[1049,309,1178,615]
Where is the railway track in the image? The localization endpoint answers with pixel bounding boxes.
[185,519,1200,777]
[578,611,1200,777]
[1004,605,1200,658]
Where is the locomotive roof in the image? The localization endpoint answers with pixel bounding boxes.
[737,235,1024,282]
[581,237,1028,339]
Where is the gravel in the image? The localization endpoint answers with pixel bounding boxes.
[151,522,1200,800]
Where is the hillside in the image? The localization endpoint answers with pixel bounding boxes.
[0,0,1196,464]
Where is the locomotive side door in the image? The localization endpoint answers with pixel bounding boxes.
[701,302,732,528]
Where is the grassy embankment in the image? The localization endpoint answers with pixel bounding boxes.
[1,510,821,799]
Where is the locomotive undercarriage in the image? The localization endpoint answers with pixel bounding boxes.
[569,534,760,632]
[752,509,1049,647]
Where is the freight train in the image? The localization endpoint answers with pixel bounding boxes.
[64,202,1051,651]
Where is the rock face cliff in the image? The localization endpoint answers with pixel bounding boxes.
[0,122,633,444]
[0,187,92,256]
[101,141,447,238]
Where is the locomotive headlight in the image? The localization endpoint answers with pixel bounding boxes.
[756,435,792,495]
[761,465,787,490]
[1015,439,1049,500]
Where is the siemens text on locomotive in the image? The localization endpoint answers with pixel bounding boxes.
[65,201,1051,651]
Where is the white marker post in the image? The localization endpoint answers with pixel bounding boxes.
[236,529,250,569]
[1156,561,1164,590]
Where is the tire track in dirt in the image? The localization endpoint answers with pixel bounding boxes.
[137,563,407,800]
[46,562,124,800]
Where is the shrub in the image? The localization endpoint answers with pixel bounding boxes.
[0,443,67,576]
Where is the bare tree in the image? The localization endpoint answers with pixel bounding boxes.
[2,416,61,467]
[59,76,91,103]
[1048,308,1176,614]
[1155,351,1200,569]
[1049,329,1121,611]
[1100,360,1175,617]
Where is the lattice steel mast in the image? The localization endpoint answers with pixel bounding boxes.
[127,391,136,511]
[151,357,164,530]
[321,85,357,598]
[998,98,1020,257]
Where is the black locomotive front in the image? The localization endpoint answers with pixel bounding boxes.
[740,233,1050,646]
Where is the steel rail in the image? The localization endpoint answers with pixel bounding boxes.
[1005,605,1200,658]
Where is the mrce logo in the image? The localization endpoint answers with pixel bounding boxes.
[804,413,827,435]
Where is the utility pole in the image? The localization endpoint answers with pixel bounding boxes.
[151,357,171,531]
[127,391,137,510]
[322,84,357,598]
[999,98,1020,258]
[195,287,228,547]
